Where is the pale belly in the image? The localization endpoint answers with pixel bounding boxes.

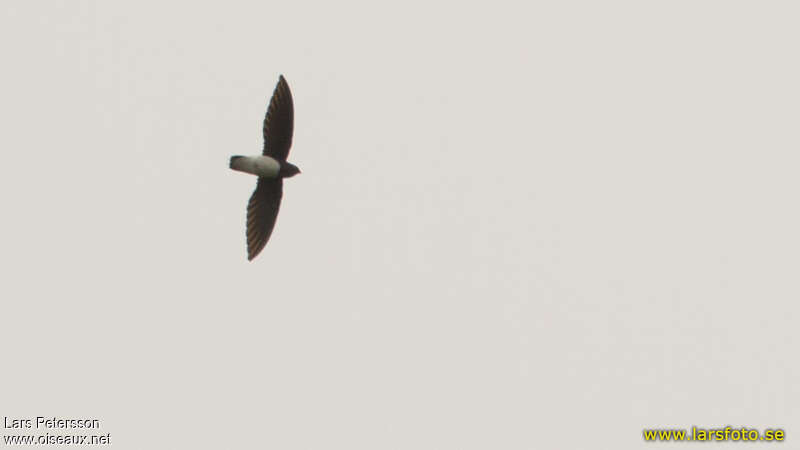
[230,155,280,178]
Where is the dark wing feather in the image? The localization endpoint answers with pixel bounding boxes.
[262,75,294,161]
[246,178,283,260]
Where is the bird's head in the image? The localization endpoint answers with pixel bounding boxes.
[279,162,301,178]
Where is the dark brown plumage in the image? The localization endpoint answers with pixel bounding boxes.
[262,75,294,161]
[241,75,297,260]
[246,178,283,260]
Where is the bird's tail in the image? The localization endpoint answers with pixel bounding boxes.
[229,155,244,169]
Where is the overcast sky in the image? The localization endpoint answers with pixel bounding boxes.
[1,1,798,449]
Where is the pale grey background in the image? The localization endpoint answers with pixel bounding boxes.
[1,1,797,449]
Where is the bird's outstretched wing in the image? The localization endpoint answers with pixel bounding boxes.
[246,178,283,260]
[262,75,294,161]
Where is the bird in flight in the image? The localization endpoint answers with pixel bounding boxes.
[229,75,300,260]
